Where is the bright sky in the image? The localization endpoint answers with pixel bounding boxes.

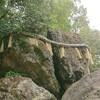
[81,0,100,31]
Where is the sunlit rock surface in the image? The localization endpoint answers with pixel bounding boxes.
[0,77,57,100]
[62,69,100,100]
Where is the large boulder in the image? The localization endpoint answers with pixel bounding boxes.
[0,77,57,100]
[47,30,90,95]
[1,39,60,97]
[61,69,100,100]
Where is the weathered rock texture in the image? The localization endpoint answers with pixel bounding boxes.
[0,77,57,100]
[47,30,90,96]
[61,69,100,100]
[1,39,59,97]
[0,30,91,99]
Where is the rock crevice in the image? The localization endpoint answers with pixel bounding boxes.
[47,30,90,98]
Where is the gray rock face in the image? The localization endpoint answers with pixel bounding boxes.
[1,40,59,97]
[61,69,100,100]
[0,77,57,100]
[47,30,90,96]
[0,30,91,99]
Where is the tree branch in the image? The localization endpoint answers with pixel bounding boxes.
[0,10,8,20]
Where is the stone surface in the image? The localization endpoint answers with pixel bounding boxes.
[47,30,90,95]
[1,39,59,97]
[61,69,100,100]
[0,30,91,99]
[0,77,57,100]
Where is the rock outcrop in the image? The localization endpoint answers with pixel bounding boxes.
[1,39,60,97]
[0,77,56,100]
[61,69,100,100]
[47,30,90,96]
[0,30,91,99]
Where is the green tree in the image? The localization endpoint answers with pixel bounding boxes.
[70,0,89,33]
[0,0,52,35]
[70,0,100,71]
[50,0,74,32]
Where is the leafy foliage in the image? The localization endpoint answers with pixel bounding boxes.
[5,71,21,77]
[50,0,74,32]
[0,0,52,35]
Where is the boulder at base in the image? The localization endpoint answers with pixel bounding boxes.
[0,77,57,100]
[61,69,100,100]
